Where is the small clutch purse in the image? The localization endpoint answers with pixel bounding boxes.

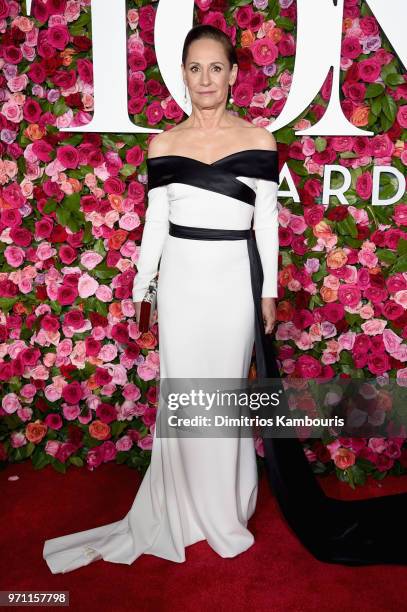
[138,277,158,333]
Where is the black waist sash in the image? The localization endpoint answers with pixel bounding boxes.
[168,220,279,379]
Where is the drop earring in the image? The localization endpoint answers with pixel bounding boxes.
[184,85,188,104]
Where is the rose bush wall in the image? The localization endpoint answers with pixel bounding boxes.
[0,0,406,487]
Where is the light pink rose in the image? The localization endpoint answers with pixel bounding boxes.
[2,393,21,414]
[57,338,73,357]
[397,368,407,386]
[20,384,36,400]
[63,404,81,420]
[10,432,26,448]
[78,273,99,298]
[137,363,157,381]
[394,290,407,308]
[37,242,56,261]
[119,212,141,231]
[95,284,112,302]
[358,249,378,268]
[338,331,356,351]
[392,345,407,362]
[4,245,25,267]
[361,319,387,335]
[80,251,103,270]
[288,214,307,234]
[116,435,133,451]
[383,328,402,354]
[44,385,62,402]
[123,383,142,402]
[2,100,23,123]
[368,437,387,454]
[99,345,118,362]
[138,434,153,450]
[45,440,61,457]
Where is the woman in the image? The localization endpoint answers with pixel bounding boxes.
[42,24,280,574]
[43,23,407,574]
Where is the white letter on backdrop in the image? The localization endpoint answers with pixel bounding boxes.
[322,165,351,205]
[372,167,406,206]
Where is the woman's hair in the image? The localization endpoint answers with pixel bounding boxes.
[182,24,238,70]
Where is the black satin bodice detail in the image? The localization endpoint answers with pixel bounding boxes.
[146,149,279,206]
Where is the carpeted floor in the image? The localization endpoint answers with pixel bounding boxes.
[1,459,407,612]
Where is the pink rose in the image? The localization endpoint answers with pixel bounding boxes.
[342,36,362,59]
[355,172,373,199]
[62,381,84,405]
[397,105,407,129]
[338,284,361,308]
[123,383,142,402]
[251,38,278,66]
[78,273,98,298]
[57,145,80,169]
[45,440,61,457]
[126,145,144,166]
[2,393,21,414]
[63,404,81,420]
[361,319,387,335]
[116,435,133,452]
[295,355,322,378]
[370,134,394,158]
[4,246,25,267]
[80,251,103,270]
[358,58,381,82]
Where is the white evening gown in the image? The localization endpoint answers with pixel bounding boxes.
[42,148,280,574]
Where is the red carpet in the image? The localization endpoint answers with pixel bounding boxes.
[1,460,407,612]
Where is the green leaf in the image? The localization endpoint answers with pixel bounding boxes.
[63,192,81,212]
[287,159,308,177]
[69,456,84,467]
[382,94,397,123]
[274,16,295,31]
[376,248,397,265]
[397,238,407,256]
[276,127,296,145]
[365,83,385,98]
[390,254,407,273]
[53,96,68,117]
[43,199,58,214]
[56,207,71,227]
[385,73,405,88]
[314,137,327,152]
[120,163,137,177]
[370,95,382,116]
[0,298,18,313]
[336,215,358,238]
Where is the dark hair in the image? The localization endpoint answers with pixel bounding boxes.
[182,24,238,70]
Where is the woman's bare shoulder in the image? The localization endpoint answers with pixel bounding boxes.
[231,116,277,151]
[248,126,277,151]
[147,123,189,159]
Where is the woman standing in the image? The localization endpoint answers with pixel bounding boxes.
[43,24,280,573]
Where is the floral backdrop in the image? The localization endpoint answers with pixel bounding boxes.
[0,0,406,487]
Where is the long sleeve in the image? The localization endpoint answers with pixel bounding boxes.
[252,178,280,298]
[132,184,169,302]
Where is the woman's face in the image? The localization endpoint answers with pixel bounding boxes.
[182,38,237,109]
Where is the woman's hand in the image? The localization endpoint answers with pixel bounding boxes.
[261,297,276,334]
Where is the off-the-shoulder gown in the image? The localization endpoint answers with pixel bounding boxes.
[42,148,281,574]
